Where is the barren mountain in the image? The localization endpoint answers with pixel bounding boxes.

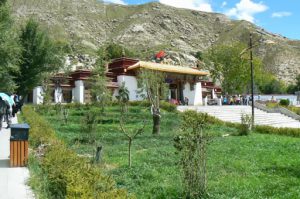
[10,0,300,84]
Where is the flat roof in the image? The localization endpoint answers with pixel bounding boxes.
[127,61,209,76]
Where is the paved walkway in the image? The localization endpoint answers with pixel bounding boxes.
[0,116,34,199]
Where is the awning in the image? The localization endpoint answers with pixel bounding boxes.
[127,61,209,76]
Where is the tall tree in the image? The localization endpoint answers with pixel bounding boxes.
[138,69,168,135]
[204,42,263,94]
[0,1,20,93]
[16,19,64,97]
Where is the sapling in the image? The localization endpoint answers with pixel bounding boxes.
[174,110,210,198]
[120,116,146,168]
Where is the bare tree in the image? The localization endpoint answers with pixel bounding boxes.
[120,116,146,168]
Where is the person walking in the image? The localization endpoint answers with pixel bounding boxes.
[4,99,11,128]
[0,97,7,131]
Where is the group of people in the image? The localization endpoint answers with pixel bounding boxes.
[169,97,190,105]
[0,94,21,131]
[222,95,251,105]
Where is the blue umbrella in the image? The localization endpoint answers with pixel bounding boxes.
[0,93,14,106]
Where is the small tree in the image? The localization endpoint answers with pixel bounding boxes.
[61,107,69,125]
[80,111,97,144]
[138,69,168,135]
[41,76,53,105]
[239,113,252,135]
[120,116,146,168]
[116,82,129,113]
[174,110,209,198]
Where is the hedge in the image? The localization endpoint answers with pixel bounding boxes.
[22,106,131,199]
[255,125,300,137]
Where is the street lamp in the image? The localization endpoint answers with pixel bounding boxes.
[241,33,275,128]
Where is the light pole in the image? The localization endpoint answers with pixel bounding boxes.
[240,33,275,128]
[249,33,255,128]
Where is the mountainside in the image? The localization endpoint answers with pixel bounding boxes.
[10,0,300,84]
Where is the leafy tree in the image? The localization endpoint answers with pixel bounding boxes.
[0,1,20,93]
[117,82,130,113]
[287,74,300,94]
[15,19,64,97]
[195,51,203,61]
[204,42,263,94]
[138,69,168,135]
[105,43,135,59]
[258,77,286,94]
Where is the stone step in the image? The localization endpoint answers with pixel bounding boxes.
[177,106,300,128]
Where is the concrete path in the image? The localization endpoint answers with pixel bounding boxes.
[0,116,34,199]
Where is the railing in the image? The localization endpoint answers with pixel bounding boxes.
[254,102,300,121]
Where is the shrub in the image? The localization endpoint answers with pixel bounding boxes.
[128,100,177,112]
[255,125,300,137]
[23,106,57,148]
[279,99,290,106]
[239,114,252,136]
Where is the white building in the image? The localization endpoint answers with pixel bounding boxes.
[29,57,221,105]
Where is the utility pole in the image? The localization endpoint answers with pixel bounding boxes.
[249,33,255,128]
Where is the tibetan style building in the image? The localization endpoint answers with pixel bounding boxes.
[29,57,221,105]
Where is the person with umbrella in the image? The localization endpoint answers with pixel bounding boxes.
[0,96,7,131]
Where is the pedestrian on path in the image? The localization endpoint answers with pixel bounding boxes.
[0,97,7,131]
[4,99,11,128]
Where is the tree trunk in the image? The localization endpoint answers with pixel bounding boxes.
[128,139,132,168]
[152,114,160,135]
[95,145,102,164]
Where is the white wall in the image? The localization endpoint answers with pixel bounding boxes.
[183,82,195,105]
[194,82,203,106]
[182,82,203,105]
[74,80,84,103]
[117,75,142,101]
[54,87,63,103]
[33,86,43,104]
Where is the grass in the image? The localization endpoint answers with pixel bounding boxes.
[36,104,300,198]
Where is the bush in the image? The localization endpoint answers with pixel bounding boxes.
[279,99,290,106]
[255,125,300,137]
[23,106,57,148]
[239,114,252,136]
[22,106,130,198]
[127,100,177,112]
[287,106,300,115]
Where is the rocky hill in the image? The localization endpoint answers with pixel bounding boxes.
[10,0,300,84]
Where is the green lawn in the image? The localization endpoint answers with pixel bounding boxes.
[37,105,300,198]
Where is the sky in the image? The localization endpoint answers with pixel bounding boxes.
[104,0,300,40]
